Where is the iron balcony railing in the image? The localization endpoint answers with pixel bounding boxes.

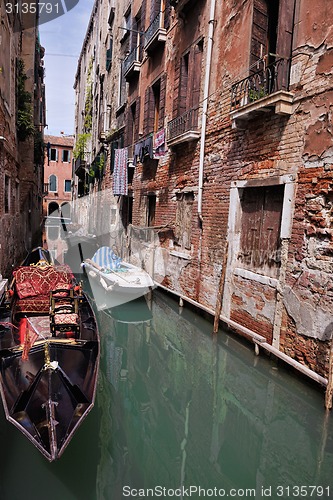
[144,12,163,48]
[231,58,290,110]
[123,46,140,76]
[167,106,199,142]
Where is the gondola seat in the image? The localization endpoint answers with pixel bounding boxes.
[50,288,80,337]
[13,265,75,315]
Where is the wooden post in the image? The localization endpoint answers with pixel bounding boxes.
[213,241,228,334]
[325,339,333,410]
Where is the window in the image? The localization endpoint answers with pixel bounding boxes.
[147,194,156,227]
[175,191,194,249]
[143,75,166,135]
[4,175,10,214]
[106,37,113,71]
[49,174,57,192]
[250,0,295,88]
[62,149,70,162]
[177,40,203,115]
[50,148,58,161]
[238,185,284,272]
[13,180,19,213]
[64,180,71,192]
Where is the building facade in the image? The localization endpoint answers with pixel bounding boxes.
[73,0,333,392]
[0,6,46,278]
[43,134,74,262]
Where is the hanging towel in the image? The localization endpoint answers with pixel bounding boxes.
[154,128,166,158]
[113,148,128,195]
[142,136,154,161]
[133,141,143,166]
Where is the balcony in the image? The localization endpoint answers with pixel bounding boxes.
[123,46,141,81]
[43,183,49,196]
[167,106,200,147]
[74,157,87,178]
[144,12,167,54]
[230,58,293,128]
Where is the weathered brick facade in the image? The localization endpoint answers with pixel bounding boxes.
[0,9,46,277]
[73,0,333,384]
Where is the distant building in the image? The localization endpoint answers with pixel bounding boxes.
[43,135,74,262]
[0,8,46,280]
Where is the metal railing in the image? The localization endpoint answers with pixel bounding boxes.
[123,46,140,76]
[144,12,163,48]
[167,106,199,141]
[231,58,290,110]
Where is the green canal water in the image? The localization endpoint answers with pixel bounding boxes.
[0,290,333,499]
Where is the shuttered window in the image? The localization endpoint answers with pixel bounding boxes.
[175,40,203,117]
[250,0,295,85]
[238,185,284,272]
[143,74,166,135]
[175,191,194,250]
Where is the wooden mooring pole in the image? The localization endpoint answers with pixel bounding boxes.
[325,339,333,410]
[213,241,228,334]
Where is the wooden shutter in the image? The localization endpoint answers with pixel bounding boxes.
[276,0,295,89]
[190,42,203,109]
[239,187,263,268]
[261,185,284,267]
[179,53,189,115]
[173,59,181,118]
[143,86,155,135]
[158,74,166,130]
[250,0,269,71]
[134,96,141,142]
[239,185,283,269]
[164,0,171,30]
[150,0,160,23]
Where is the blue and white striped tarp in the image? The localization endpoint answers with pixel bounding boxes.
[91,247,122,270]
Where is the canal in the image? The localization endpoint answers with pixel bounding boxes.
[0,290,332,499]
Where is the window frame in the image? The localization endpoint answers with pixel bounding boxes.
[64,179,71,192]
[50,148,58,162]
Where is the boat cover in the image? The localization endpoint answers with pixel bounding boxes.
[91,247,122,270]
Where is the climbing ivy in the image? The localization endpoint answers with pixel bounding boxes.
[17,59,34,141]
[73,132,91,160]
[84,58,93,132]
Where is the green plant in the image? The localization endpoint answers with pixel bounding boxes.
[17,59,34,141]
[73,133,91,160]
[248,86,266,102]
[84,58,93,132]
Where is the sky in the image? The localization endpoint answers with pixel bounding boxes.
[39,1,95,136]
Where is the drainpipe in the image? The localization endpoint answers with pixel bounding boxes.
[197,0,216,223]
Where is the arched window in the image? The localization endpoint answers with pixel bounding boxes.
[49,174,57,192]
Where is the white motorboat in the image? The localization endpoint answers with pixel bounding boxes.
[83,247,155,309]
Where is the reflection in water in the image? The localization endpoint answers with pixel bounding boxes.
[0,291,333,499]
[96,291,333,498]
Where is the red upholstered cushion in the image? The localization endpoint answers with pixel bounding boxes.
[14,265,74,299]
[15,296,50,314]
[54,313,78,325]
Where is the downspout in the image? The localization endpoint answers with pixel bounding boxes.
[197,0,216,223]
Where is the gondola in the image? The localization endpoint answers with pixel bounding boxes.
[0,247,100,462]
